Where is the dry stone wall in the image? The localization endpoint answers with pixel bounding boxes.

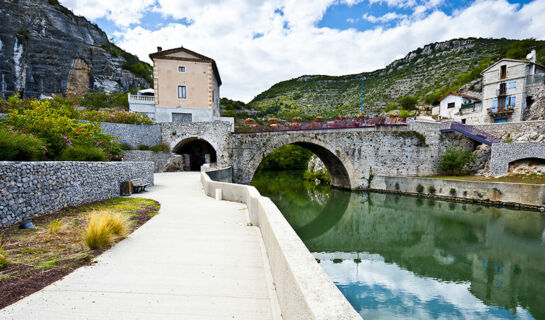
[99,122,162,148]
[0,161,154,227]
[122,150,181,173]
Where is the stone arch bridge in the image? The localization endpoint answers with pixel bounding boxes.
[135,121,462,189]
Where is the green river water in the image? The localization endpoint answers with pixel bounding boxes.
[252,170,545,320]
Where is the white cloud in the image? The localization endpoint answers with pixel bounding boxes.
[362,12,407,23]
[60,0,545,102]
[60,0,155,27]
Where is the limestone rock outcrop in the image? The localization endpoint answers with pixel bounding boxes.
[0,0,150,98]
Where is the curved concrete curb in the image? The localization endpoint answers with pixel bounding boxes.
[201,171,361,320]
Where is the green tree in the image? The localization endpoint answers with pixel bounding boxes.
[439,146,475,176]
[257,145,313,170]
[397,96,418,110]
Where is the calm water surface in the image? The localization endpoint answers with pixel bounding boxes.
[252,171,545,320]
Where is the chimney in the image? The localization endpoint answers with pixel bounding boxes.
[157,46,162,52]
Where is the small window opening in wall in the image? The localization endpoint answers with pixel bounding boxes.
[178,85,187,99]
[461,119,466,124]
[500,65,507,79]
[447,102,455,109]
[178,66,185,72]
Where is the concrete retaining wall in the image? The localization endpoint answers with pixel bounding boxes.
[0,161,154,227]
[370,175,545,208]
[99,122,162,148]
[202,166,232,183]
[200,171,360,320]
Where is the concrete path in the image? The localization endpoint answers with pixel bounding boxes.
[1,172,281,319]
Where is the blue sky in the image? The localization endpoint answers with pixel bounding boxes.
[60,0,545,101]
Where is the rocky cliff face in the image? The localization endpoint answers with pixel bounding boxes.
[0,0,150,98]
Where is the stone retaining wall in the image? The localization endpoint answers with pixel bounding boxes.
[0,161,154,227]
[370,175,545,208]
[490,142,545,176]
[122,150,180,173]
[99,122,162,148]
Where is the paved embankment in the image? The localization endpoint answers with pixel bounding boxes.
[0,172,281,319]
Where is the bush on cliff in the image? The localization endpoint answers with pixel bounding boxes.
[439,146,475,176]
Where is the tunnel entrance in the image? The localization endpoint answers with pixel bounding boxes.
[173,138,217,171]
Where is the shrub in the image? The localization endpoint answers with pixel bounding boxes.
[504,138,513,143]
[83,211,129,250]
[48,220,63,234]
[137,145,150,150]
[0,127,45,161]
[416,184,424,193]
[2,96,121,160]
[397,96,418,110]
[79,110,153,125]
[399,109,414,118]
[78,91,129,111]
[58,145,108,161]
[428,185,436,194]
[0,247,9,269]
[449,188,456,196]
[439,146,476,176]
[120,143,133,150]
[150,143,170,153]
[304,169,331,184]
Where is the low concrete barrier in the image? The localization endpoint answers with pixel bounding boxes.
[371,175,545,209]
[201,170,361,320]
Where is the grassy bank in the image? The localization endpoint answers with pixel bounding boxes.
[0,197,160,309]
[430,174,545,184]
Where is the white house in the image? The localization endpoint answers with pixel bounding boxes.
[437,91,482,124]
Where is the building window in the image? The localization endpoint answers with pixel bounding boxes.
[500,65,507,79]
[447,102,455,109]
[509,81,516,89]
[178,86,187,99]
[178,66,185,72]
[508,96,516,106]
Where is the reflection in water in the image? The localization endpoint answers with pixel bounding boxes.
[252,171,545,320]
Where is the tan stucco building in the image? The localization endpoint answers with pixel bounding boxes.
[129,46,223,123]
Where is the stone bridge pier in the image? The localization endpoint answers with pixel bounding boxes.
[229,123,447,189]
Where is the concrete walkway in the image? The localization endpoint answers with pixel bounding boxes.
[1,172,281,319]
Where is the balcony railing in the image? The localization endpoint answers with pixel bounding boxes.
[128,94,155,104]
[487,105,514,117]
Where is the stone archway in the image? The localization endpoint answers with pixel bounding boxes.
[243,139,355,189]
[172,137,217,171]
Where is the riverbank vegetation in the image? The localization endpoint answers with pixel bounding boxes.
[0,197,160,309]
[438,146,475,176]
[257,145,313,171]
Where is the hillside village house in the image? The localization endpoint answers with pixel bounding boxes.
[128,46,224,123]
[436,91,482,124]
[434,50,545,124]
[481,52,545,123]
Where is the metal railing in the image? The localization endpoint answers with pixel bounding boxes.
[233,117,408,134]
[440,121,502,145]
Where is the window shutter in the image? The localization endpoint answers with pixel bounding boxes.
[493,99,498,107]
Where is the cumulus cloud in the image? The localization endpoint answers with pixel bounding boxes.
[60,0,545,102]
[61,0,155,27]
[362,12,407,23]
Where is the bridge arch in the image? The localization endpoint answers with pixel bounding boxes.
[172,137,217,171]
[243,137,356,189]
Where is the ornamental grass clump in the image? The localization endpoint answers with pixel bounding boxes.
[83,211,129,250]
[48,220,63,234]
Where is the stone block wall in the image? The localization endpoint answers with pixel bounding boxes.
[122,150,181,173]
[0,161,154,227]
[490,142,545,176]
[161,121,232,168]
[99,122,162,148]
